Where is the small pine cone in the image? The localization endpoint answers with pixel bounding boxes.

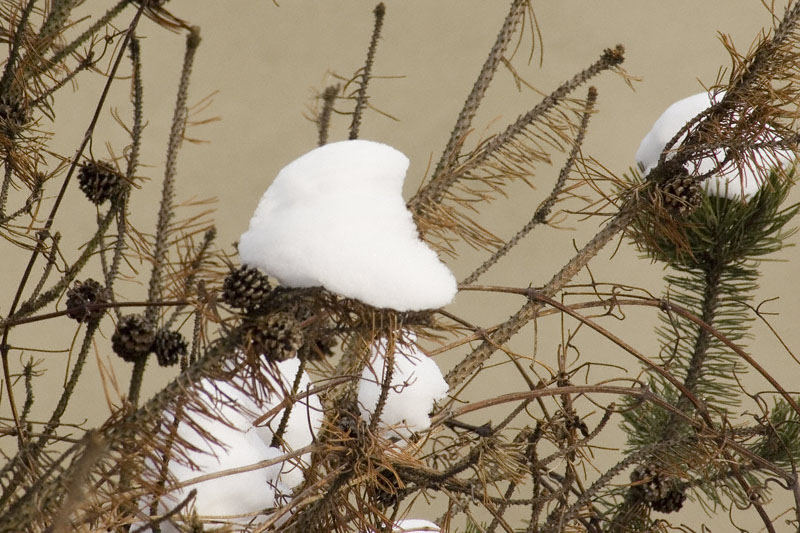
[246,312,303,361]
[222,265,272,311]
[65,279,110,323]
[77,160,121,204]
[337,412,359,438]
[298,327,337,362]
[630,463,669,503]
[650,487,686,513]
[374,483,399,509]
[0,94,30,131]
[112,314,155,363]
[660,175,702,215]
[373,467,404,509]
[153,329,188,367]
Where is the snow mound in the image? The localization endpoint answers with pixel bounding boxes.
[238,140,457,311]
[392,519,441,532]
[636,91,794,200]
[162,408,284,527]
[358,333,449,439]
[142,359,322,529]
[249,358,323,490]
[365,519,441,532]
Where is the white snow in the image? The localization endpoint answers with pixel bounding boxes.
[358,333,449,439]
[249,358,323,490]
[159,410,284,527]
[238,140,458,311]
[392,519,441,532]
[636,91,794,200]
[365,519,441,532]
[141,359,322,530]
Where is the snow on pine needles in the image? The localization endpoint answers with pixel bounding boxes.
[636,91,795,200]
[144,359,322,529]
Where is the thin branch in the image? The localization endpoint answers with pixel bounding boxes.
[1,2,146,451]
[462,86,598,285]
[349,3,385,140]
[428,0,527,180]
[317,84,339,146]
[132,27,201,406]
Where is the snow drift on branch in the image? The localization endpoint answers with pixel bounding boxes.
[636,91,795,200]
[358,333,449,439]
[238,140,457,311]
[144,359,322,528]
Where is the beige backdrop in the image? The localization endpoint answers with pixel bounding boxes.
[5,1,800,530]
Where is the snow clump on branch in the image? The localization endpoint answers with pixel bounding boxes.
[238,140,457,311]
[144,359,322,529]
[636,91,795,200]
[358,332,449,439]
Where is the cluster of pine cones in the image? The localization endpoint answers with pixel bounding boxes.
[112,315,187,367]
[222,265,338,362]
[66,278,188,367]
[79,264,339,367]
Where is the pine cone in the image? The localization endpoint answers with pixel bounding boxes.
[298,325,337,362]
[222,265,272,311]
[0,94,30,132]
[77,160,122,204]
[630,463,669,503]
[650,487,686,513]
[336,412,359,439]
[112,314,155,363]
[246,312,303,361]
[153,329,188,367]
[65,279,110,323]
[660,174,702,215]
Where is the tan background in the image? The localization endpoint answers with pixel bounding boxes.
[5,1,800,530]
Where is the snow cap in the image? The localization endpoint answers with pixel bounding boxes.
[358,332,449,439]
[238,140,458,311]
[635,91,794,200]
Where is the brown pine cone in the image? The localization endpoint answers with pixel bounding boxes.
[112,314,155,363]
[65,279,110,323]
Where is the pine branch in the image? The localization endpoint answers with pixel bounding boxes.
[446,204,636,388]
[410,45,623,217]
[35,0,132,83]
[426,0,528,187]
[462,86,597,285]
[349,3,385,140]
[0,0,36,96]
[317,84,339,146]
[270,359,306,448]
[132,27,201,406]
[0,320,100,508]
[31,55,94,114]
[107,36,144,322]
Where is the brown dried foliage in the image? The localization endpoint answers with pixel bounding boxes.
[1,1,800,532]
